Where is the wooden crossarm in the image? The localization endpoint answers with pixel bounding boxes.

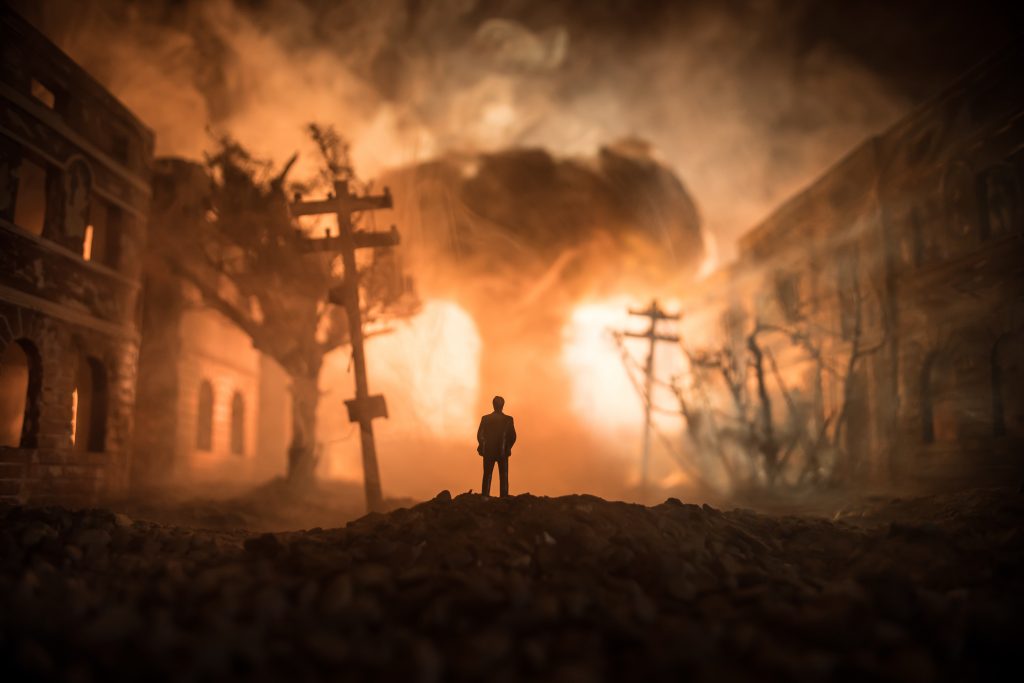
[288,193,392,217]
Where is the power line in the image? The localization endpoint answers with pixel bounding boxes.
[616,300,680,498]
[289,181,399,513]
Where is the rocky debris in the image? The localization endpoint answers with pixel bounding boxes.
[100,477,415,533]
[1,488,1022,681]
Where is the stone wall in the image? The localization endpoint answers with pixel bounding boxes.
[133,267,291,487]
[174,304,262,480]
[876,41,1024,485]
[679,39,1024,489]
[0,7,151,503]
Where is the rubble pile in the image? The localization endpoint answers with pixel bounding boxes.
[1,488,1021,681]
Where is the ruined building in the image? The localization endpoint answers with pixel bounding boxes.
[132,249,292,486]
[132,159,291,487]
[681,39,1024,488]
[0,8,153,502]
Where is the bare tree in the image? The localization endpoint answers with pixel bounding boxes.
[672,270,887,492]
[149,128,413,487]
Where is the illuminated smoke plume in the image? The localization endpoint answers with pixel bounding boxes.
[320,142,703,500]
[14,0,946,255]
[379,140,704,301]
[14,0,1018,499]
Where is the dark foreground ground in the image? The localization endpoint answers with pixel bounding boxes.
[1,488,1022,682]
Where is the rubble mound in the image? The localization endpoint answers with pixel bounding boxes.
[1,489,1022,681]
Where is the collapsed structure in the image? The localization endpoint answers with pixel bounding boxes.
[0,7,153,502]
[679,40,1024,488]
[0,10,290,502]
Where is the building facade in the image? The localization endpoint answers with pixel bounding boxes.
[681,39,1024,489]
[133,160,291,486]
[0,8,153,502]
[132,266,291,485]
[879,41,1024,485]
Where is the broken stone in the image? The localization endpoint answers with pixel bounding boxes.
[243,533,283,557]
[320,573,353,613]
[20,523,56,547]
[0,487,1020,681]
[74,528,112,549]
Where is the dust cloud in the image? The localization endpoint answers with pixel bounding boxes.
[12,0,969,504]
[321,144,703,502]
[15,0,916,255]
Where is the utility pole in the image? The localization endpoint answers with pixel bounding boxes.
[289,180,399,512]
[622,299,680,497]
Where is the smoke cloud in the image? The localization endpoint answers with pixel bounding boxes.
[14,0,1018,502]
[14,0,949,256]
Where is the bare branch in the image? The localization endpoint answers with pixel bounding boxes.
[163,257,265,348]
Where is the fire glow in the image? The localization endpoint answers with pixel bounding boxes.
[315,292,693,498]
[319,300,482,482]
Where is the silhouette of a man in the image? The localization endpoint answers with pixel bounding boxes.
[477,395,516,498]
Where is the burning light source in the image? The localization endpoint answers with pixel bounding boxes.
[70,387,78,445]
[561,299,644,432]
[82,225,94,261]
[562,298,690,487]
[320,299,481,480]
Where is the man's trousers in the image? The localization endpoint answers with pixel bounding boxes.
[482,456,509,497]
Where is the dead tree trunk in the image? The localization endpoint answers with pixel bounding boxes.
[287,369,321,487]
[747,331,781,485]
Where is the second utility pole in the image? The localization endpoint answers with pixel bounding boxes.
[623,299,679,497]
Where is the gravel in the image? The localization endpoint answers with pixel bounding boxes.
[1,487,1021,681]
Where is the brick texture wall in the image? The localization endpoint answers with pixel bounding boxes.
[0,301,139,503]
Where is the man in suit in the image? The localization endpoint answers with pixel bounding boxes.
[477,395,516,498]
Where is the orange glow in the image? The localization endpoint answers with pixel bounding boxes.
[560,298,688,479]
[320,299,481,481]
[561,298,643,431]
[561,298,688,433]
[70,387,78,445]
[369,300,481,436]
[82,225,94,261]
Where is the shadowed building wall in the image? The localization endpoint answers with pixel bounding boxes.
[681,39,1024,489]
[133,258,292,486]
[0,7,152,503]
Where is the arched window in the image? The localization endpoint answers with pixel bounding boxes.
[920,356,934,443]
[1,340,41,448]
[13,156,50,236]
[230,391,245,456]
[909,207,925,266]
[978,164,1021,239]
[196,380,214,451]
[993,334,1023,438]
[921,352,958,444]
[943,161,979,247]
[85,198,123,267]
[845,366,870,469]
[836,246,859,340]
[72,355,107,452]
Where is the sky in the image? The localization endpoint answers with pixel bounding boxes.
[9,0,1022,499]
[15,0,1022,258]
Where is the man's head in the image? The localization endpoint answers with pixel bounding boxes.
[492,395,505,412]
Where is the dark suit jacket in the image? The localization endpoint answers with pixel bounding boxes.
[477,412,516,458]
